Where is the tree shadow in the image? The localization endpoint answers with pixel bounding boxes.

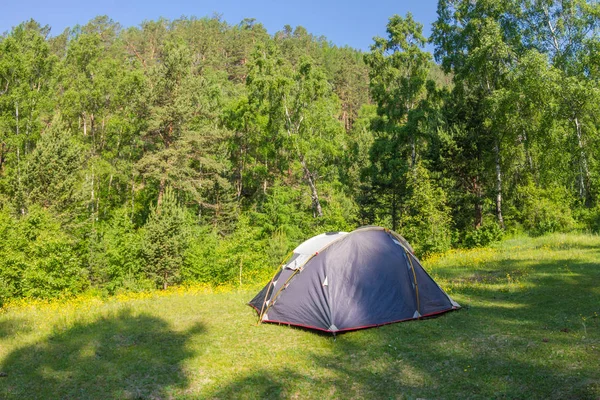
[443,258,599,312]
[208,253,599,399]
[208,369,304,399]
[206,311,597,399]
[0,309,204,400]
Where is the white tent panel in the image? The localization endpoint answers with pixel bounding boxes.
[293,232,347,255]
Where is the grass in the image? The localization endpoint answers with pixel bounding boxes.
[0,233,599,399]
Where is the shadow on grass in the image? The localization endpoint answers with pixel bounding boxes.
[529,240,600,251]
[0,309,204,400]
[209,255,600,399]
[209,368,305,399]
[0,318,31,339]
[500,235,600,251]
[443,258,599,316]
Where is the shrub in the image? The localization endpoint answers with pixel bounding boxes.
[183,214,270,286]
[463,220,504,248]
[95,208,146,294]
[0,206,87,301]
[574,203,600,233]
[182,228,224,284]
[518,183,575,235]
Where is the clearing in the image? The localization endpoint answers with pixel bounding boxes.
[0,234,599,399]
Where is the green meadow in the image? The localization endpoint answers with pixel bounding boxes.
[1,233,599,399]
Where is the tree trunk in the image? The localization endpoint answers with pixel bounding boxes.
[90,167,96,221]
[474,201,483,228]
[574,117,590,201]
[90,113,96,151]
[15,102,19,137]
[408,103,416,169]
[300,157,323,218]
[108,173,113,195]
[0,142,5,172]
[523,129,534,172]
[494,138,505,229]
[17,147,24,215]
[26,100,34,155]
[236,162,243,199]
[473,177,483,228]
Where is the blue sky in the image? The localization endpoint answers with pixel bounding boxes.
[1,0,439,51]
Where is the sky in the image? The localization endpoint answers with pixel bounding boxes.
[0,0,440,51]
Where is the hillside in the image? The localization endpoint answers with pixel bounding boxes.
[2,5,600,302]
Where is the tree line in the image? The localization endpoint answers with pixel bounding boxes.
[0,0,598,303]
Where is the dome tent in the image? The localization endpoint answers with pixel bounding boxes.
[249,226,460,333]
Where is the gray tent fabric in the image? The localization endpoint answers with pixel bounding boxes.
[249,227,459,333]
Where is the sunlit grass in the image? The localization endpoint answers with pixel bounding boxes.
[1,233,599,399]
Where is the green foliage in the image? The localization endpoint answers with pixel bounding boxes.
[0,9,599,303]
[0,20,56,165]
[142,187,190,289]
[22,120,84,215]
[316,183,359,233]
[576,203,600,233]
[183,215,272,286]
[362,14,434,231]
[463,220,505,248]
[254,182,308,240]
[0,207,87,304]
[398,164,452,256]
[96,208,147,294]
[365,13,430,125]
[182,228,224,284]
[518,183,576,236]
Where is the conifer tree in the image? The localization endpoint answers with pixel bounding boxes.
[142,187,189,289]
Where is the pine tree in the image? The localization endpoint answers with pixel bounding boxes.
[142,187,189,289]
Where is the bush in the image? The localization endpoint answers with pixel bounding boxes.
[183,214,270,286]
[463,220,504,248]
[518,184,575,235]
[182,228,225,284]
[95,208,146,294]
[574,203,600,233]
[0,206,87,302]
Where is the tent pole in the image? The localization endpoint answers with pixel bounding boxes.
[406,251,421,317]
[257,251,294,324]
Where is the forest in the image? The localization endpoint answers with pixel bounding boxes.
[0,0,598,304]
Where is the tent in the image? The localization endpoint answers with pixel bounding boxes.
[249,226,460,333]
